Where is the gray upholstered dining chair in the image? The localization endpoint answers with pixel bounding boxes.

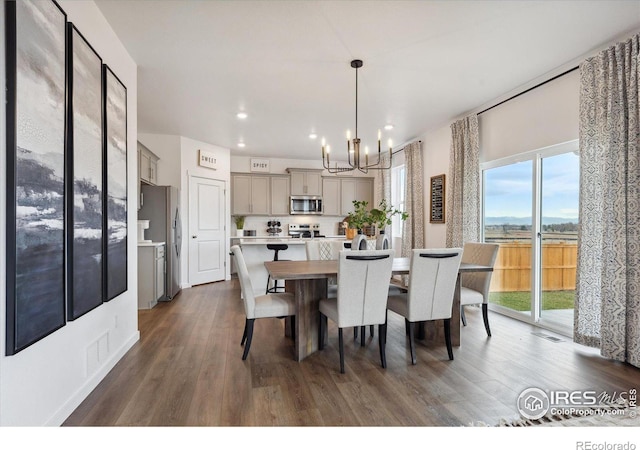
[318,249,394,373]
[460,242,500,336]
[230,245,296,360]
[386,248,463,364]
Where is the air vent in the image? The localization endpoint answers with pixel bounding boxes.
[532,332,563,343]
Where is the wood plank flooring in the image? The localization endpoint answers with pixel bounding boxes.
[63,279,640,426]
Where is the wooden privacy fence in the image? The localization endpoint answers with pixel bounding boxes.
[489,242,577,292]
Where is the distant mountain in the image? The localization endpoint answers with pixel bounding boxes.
[485,216,578,226]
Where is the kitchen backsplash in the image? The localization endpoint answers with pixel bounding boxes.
[234,215,346,237]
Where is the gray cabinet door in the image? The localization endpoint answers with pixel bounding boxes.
[270,176,290,215]
[250,176,270,215]
[322,177,341,216]
[232,174,252,214]
[305,172,322,196]
[290,171,306,195]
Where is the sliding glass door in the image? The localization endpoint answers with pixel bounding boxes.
[482,141,579,335]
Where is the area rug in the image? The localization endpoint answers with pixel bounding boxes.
[473,401,639,427]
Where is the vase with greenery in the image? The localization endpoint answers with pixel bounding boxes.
[346,200,372,250]
[368,199,408,249]
[233,215,245,236]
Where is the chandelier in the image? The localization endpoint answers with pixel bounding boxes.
[321,59,392,174]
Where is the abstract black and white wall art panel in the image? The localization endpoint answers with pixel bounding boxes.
[66,24,104,320]
[104,66,128,301]
[5,0,67,355]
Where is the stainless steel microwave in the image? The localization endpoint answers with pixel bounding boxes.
[290,195,323,215]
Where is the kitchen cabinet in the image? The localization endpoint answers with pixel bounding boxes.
[138,243,165,309]
[270,175,290,216]
[320,176,373,216]
[288,169,322,196]
[138,141,159,185]
[321,177,342,216]
[232,174,270,215]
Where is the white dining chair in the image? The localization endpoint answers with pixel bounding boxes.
[318,249,394,373]
[386,248,463,364]
[230,245,296,360]
[460,242,499,336]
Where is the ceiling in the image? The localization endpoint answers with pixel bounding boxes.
[95,0,640,161]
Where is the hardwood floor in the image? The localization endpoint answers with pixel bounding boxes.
[63,279,640,426]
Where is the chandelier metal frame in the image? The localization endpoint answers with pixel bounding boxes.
[321,59,392,174]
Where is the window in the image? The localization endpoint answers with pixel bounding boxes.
[391,164,406,238]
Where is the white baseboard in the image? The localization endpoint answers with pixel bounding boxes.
[45,331,140,426]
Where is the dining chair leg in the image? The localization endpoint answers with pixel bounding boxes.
[353,327,358,340]
[339,328,345,374]
[378,323,387,369]
[408,321,417,365]
[370,325,374,337]
[444,318,454,360]
[360,326,365,347]
[318,313,325,350]
[242,319,255,360]
[461,306,467,326]
[383,311,388,345]
[482,303,492,337]
[290,315,296,341]
[405,318,410,336]
[241,319,248,346]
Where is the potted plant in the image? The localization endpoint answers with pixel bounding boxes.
[368,199,408,249]
[346,200,372,249]
[369,199,408,233]
[233,215,245,236]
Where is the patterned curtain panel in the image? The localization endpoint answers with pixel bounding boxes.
[400,142,424,262]
[374,154,392,237]
[446,115,480,248]
[575,34,640,368]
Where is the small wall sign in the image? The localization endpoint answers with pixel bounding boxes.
[198,149,218,170]
[250,158,270,172]
[430,174,446,223]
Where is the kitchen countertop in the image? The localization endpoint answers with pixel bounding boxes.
[234,237,348,245]
[138,241,166,247]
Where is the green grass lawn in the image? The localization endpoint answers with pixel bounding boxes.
[489,290,575,311]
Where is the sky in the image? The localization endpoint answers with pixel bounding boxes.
[484,152,580,221]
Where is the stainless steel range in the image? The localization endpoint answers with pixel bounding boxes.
[288,223,322,238]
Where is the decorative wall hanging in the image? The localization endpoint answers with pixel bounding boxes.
[5,0,68,354]
[103,65,128,301]
[430,174,446,224]
[66,24,104,319]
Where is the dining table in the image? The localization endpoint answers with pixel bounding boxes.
[264,257,493,362]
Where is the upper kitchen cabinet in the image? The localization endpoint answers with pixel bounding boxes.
[138,141,159,185]
[270,175,290,216]
[287,169,322,196]
[232,174,270,215]
[340,177,373,216]
[321,176,374,216]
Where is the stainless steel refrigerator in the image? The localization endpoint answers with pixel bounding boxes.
[138,185,182,300]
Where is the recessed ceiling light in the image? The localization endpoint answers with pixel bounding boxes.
[236,112,248,119]
[309,133,317,139]
[384,124,394,130]
[237,142,246,148]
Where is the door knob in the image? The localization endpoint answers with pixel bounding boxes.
[192,235,197,239]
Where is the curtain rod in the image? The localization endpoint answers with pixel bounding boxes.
[477,66,579,116]
[393,140,421,155]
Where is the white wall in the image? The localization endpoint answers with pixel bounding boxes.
[180,137,231,283]
[0,1,138,426]
[418,70,580,248]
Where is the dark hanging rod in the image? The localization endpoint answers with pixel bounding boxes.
[477,66,579,116]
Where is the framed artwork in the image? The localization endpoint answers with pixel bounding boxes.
[430,174,446,224]
[66,24,104,320]
[103,65,128,301]
[250,158,270,172]
[5,0,68,354]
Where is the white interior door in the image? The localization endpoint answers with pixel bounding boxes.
[189,176,226,286]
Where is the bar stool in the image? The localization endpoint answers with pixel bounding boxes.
[266,244,289,294]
